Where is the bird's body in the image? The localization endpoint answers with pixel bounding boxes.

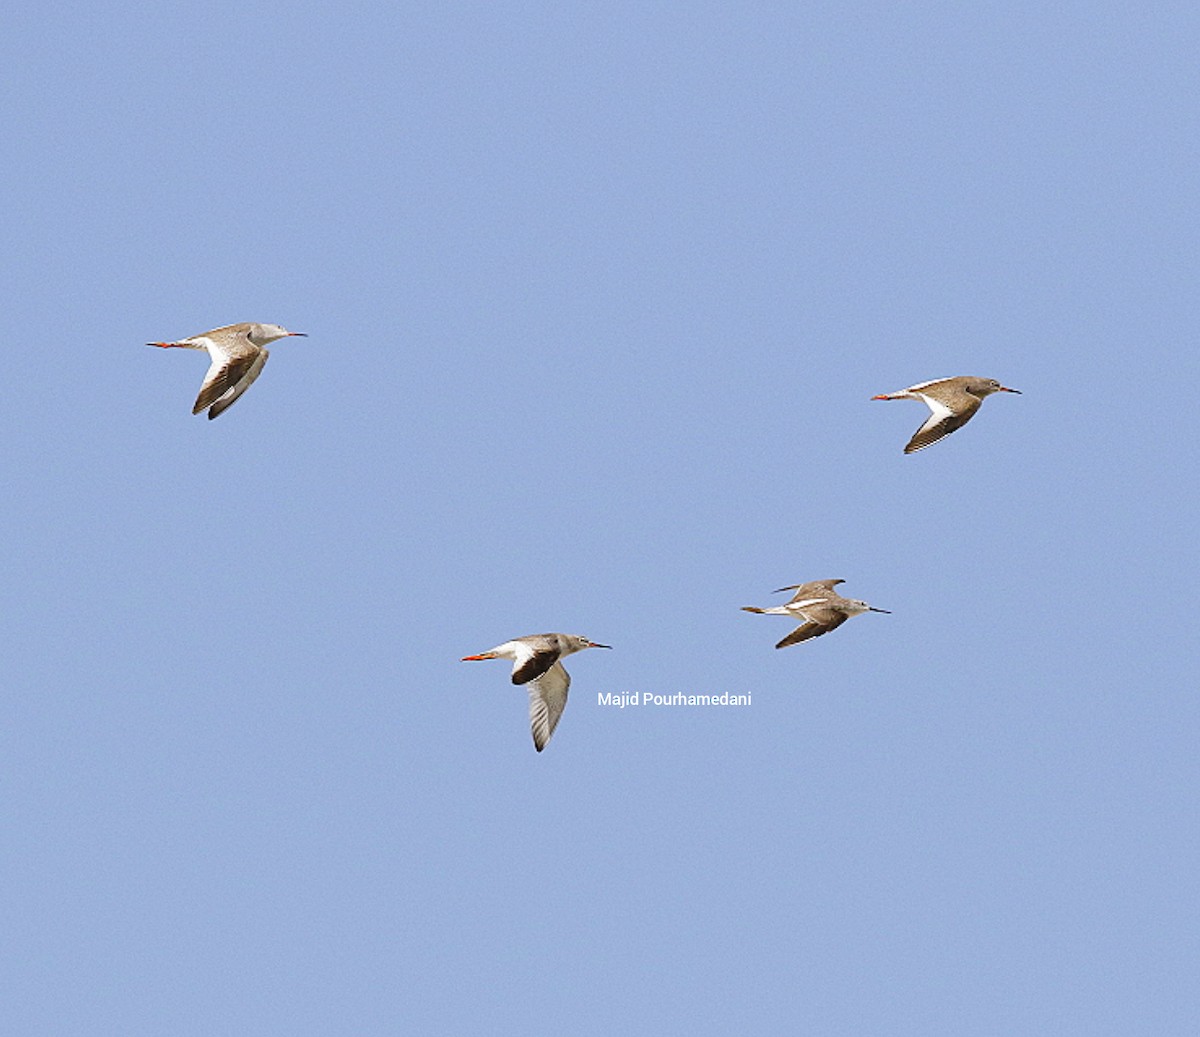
[461,633,610,751]
[148,322,306,419]
[872,376,1020,453]
[742,579,889,648]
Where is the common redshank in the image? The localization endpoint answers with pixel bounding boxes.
[148,322,306,419]
[742,579,889,648]
[461,633,611,752]
[872,376,1020,453]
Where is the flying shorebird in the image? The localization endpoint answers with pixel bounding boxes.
[148,322,306,419]
[742,579,890,648]
[461,633,611,752]
[872,376,1021,453]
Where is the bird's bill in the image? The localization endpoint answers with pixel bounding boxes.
[147,341,174,348]
[461,652,497,661]
[868,607,892,613]
[870,393,893,400]
[588,642,613,649]
[772,585,800,593]
[998,386,1020,393]
[287,332,308,337]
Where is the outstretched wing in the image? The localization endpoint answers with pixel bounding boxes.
[775,578,844,603]
[527,662,570,752]
[194,346,269,418]
[775,604,849,648]
[510,639,561,685]
[904,394,979,453]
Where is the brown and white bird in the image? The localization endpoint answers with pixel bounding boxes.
[461,633,610,752]
[872,376,1020,453]
[742,579,889,649]
[148,322,306,419]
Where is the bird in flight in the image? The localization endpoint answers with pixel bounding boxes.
[462,633,611,751]
[872,376,1020,453]
[148,322,306,419]
[743,579,889,648]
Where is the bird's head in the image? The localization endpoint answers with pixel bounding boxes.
[568,636,612,653]
[249,324,307,346]
[974,378,1020,397]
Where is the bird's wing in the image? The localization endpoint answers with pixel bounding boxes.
[775,609,848,648]
[527,661,570,752]
[194,338,268,418]
[904,377,954,393]
[788,597,834,610]
[510,639,560,685]
[778,579,844,602]
[904,393,979,453]
[207,349,268,419]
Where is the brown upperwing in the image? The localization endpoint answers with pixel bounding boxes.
[775,606,849,648]
[511,647,560,685]
[904,402,979,454]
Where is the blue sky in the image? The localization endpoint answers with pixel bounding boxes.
[3,1,1199,1033]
